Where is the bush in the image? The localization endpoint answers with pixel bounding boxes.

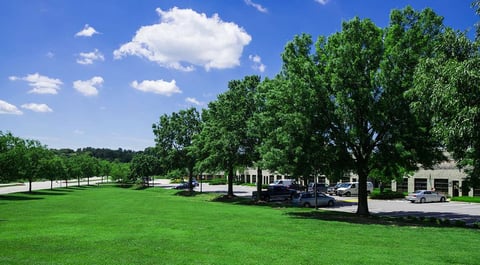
[207,178,227,185]
[369,190,405,200]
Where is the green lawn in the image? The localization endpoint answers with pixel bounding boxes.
[1,186,479,265]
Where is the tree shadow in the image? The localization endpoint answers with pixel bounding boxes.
[286,210,479,229]
[0,194,43,201]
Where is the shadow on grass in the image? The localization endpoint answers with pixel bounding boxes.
[287,210,479,229]
[0,194,43,201]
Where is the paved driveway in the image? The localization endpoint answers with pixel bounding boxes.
[329,196,480,225]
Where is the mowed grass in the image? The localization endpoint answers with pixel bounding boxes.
[1,186,479,265]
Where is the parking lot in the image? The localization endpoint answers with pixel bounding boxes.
[184,183,480,225]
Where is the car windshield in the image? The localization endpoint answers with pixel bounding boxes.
[413,190,423,194]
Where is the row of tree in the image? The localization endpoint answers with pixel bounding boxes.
[152,5,480,216]
[0,131,154,191]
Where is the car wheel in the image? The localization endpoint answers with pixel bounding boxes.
[345,192,351,197]
[440,197,446,202]
[327,200,334,207]
[420,197,426,203]
[303,202,311,208]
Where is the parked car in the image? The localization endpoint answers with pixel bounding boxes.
[252,185,297,201]
[174,182,193,189]
[307,183,327,193]
[336,182,373,196]
[406,190,447,203]
[268,179,302,190]
[292,192,335,208]
[327,183,343,195]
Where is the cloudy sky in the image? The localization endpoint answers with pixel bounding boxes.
[0,0,477,150]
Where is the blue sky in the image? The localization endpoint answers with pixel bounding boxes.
[0,0,477,151]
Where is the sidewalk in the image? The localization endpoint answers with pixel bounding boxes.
[0,177,105,195]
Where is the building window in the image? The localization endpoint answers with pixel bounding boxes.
[414,178,427,191]
[434,179,448,193]
[270,175,275,183]
[252,175,256,183]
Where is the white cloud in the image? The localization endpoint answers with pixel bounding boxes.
[73,76,104,96]
[75,24,99,37]
[249,54,266,72]
[185,97,204,106]
[113,7,251,71]
[21,103,53,113]
[315,0,329,5]
[245,0,268,13]
[46,51,55,58]
[0,100,22,115]
[74,129,85,135]
[131,79,181,96]
[9,73,63,94]
[76,49,105,65]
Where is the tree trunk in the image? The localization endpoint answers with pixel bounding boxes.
[65,179,68,188]
[356,167,370,216]
[77,177,80,187]
[50,179,53,190]
[28,179,32,193]
[256,167,262,201]
[188,167,194,194]
[227,167,234,197]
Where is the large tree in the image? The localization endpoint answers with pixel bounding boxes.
[326,10,445,215]
[268,7,445,215]
[153,108,202,192]
[253,35,338,187]
[195,76,261,197]
[409,28,480,191]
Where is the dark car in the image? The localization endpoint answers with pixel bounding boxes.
[174,182,193,189]
[308,183,327,193]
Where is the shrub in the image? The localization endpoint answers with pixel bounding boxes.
[207,178,228,185]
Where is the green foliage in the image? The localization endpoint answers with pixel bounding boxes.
[451,196,480,203]
[153,107,201,191]
[130,154,161,185]
[206,178,228,185]
[410,27,480,190]
[194,76,261,196]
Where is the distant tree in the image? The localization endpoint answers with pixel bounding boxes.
[153,108,201,192]
[0,131,24,183]
[253,35,338,190]
[194,76,260,197]
[110,162,131,183]
[130,154,160,186]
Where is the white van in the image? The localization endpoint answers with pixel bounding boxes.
[336,182,373,197]
[269,179,296,188]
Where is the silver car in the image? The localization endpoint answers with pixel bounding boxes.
[292,192,335,208]
[406,190,447,203]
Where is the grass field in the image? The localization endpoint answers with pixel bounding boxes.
[1,186,479,265]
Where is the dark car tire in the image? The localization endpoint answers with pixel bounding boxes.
[440,197,446,202]
[420,197,426,203]
[328,200,334,207]
[345,192,351,197]
[303,202,311,208]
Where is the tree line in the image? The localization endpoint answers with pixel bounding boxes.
[151,5,480,216]
[0,132,152,191]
